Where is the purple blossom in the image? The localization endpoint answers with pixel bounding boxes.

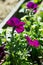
[25,36,40,48]
[26,2,38,13]
[27,2,38,9]
[0,45,5,62]
[6,17,25,33]
[33,9,37,13]
[33,3,38,9]
[27,2,34,9]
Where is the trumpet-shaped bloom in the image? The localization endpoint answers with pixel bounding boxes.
[6,17,25,33]
[25,36,40,48]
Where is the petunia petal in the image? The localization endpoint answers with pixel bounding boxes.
[33,3,38,9]
[25,36,40,48]
[6,17,20,27]
[33,40,40,48]
[7,18,15,27]
[27,2,34,9]
[16,26,24,33]
[25,36,33,46]
[16,21,25,27]
[33,9,37,13]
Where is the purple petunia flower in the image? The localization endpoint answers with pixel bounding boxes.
[27,2,38,9]
[25,36,40,48]
[26,2,38,13]
[6,17,25,33]
[27,2,34,9]
[0,45,5,62]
